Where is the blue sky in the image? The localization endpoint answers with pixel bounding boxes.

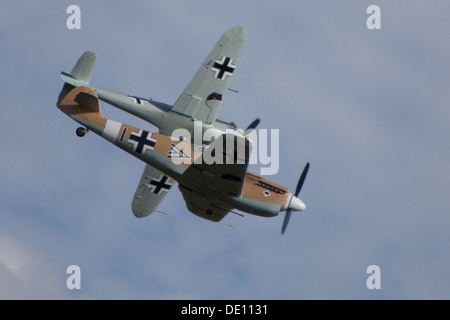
[1,0,449,299]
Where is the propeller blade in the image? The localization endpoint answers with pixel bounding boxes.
[294,162,310,196]
[244,118,260,135]
[281,209,292,235]
[281,162,310,235]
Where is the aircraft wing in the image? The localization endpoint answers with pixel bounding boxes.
[170,26,246,124]
[182,133,252,197]
[131,164,175,218]
[178,185,232,222]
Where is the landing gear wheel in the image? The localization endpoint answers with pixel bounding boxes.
[76,127,88,137]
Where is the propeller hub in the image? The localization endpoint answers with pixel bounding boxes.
[288,195,306,211]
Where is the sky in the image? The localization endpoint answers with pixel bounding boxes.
[0,0,449,299]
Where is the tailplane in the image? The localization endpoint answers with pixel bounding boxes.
[58,86,104,119]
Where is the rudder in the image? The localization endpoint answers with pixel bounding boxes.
[66,51,97,84]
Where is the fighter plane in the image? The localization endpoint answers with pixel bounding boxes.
[56,26,309,234]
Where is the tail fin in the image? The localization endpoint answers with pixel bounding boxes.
[69,51,97,83]
[57,51,97,107]
[61,51,97,86]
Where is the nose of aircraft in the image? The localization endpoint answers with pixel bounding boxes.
[288,195,306,211]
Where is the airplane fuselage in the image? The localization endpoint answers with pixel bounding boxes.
[58,73,238,143]
[58,87,294,221]
[96,88,238,139]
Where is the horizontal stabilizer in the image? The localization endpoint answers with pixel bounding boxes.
[58,86,104,119]
[74,91,102,113]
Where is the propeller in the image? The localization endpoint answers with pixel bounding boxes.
[281,162,310,235]
[244,118,260,135]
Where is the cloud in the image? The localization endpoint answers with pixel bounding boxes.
[0,231,69,299]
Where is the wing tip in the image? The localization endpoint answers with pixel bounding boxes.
[227,25,247,41]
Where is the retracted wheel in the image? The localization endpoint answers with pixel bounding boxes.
[76,127,88,137]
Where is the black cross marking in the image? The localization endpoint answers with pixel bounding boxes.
[128,129,156,154]
[211,56,236,80]
[147,175,173,195]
